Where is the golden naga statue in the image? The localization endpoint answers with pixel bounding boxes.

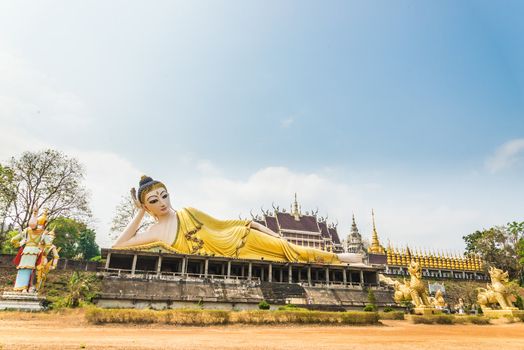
[406,261,432,308]
[477,266,517,312]
[392,279,411,304]
[112,176,361,264]
[391,261,433,308]
[429,289,447,309]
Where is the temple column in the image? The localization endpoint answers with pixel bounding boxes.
[360,270,365,287]
[261,266,265,281]
[241,265,245,277]
[204,258,209,278]
[156,255,162,276]
[348,270,353,283]
[342,268,347,285]
[325,267,329,284]
[268,263,273,282]
[227,261,231,279]
[307,266,312,286]
[288,265,292,284]
[131,254,138,276]
[221,263,225,276]
[181,257,187,276]
[248,262,252,280]
[105,252,111,269]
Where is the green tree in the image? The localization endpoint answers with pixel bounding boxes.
[65,271,97,308]
[49,217,99,260]
[0,230,19,254]
[5,149,90,230]
[463,222,523,283]
[0,164,16,248]
[77,228,100,260]
[365,288,377,311]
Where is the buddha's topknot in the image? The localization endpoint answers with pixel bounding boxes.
[137,175,166,204]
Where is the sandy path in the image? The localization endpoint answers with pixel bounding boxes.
[0,312,523,350]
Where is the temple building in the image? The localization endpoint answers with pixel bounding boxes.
[385,246,484,279]
[363,211,486,280]
[343,214,365,254]
[252,194,344,253]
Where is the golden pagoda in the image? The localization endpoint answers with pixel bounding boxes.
[367,209,385,254]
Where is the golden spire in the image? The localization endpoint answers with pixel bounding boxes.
[368,209,385,254]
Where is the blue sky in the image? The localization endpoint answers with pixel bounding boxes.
[0,1,523,249]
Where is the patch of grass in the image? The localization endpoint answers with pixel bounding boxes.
[277,304,309,312]
[411,314,490,325]
[85,308,380,326]
[411,315,434,324]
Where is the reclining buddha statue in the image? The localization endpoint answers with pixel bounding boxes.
[113,176,362,264]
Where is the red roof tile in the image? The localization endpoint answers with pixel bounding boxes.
[275,212,320,232]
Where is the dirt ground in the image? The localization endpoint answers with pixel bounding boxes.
[1,311,523,350]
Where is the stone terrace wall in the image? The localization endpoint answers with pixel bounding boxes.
[97,276,265,305]
[303,286,395,309]
[0,254,99,272]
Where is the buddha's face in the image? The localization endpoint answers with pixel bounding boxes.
[143,187,172,217]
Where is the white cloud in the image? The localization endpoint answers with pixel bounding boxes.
[0,44,142,248]
[280,117,294,128]
[485,138,524,173]
[167,163,484,252]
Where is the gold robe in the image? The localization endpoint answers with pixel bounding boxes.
[172,208,341,264]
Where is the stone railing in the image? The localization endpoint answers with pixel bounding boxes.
[100,268,261,285]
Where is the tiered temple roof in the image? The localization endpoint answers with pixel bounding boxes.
[344,214,365,254]
[253,194,344,253]
[386,245,483,271]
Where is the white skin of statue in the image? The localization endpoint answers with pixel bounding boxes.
[113,188,279,248]
[113,188,362,264]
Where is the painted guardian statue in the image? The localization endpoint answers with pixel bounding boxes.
[10,207,59,293]
[113,176,360,264]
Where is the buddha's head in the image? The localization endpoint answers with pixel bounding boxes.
[137,175,172,218]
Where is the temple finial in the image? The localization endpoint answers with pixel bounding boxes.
[368,208,385,254]
[291,193,301,220]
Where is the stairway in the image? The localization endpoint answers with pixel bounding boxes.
[259,282,307,304]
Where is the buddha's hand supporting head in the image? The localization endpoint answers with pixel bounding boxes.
[137,175,172,218]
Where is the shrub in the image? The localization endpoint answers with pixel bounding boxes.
[411,315,434,324]
[258,300,270,310]
[411,315,490,325]
[468,316,490,325]
[85,308,380,326]
[433,315,454,324]
[382,307,393,312]
[367,289,377,309]
[378,311,404,320]
[363,305,375,312]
